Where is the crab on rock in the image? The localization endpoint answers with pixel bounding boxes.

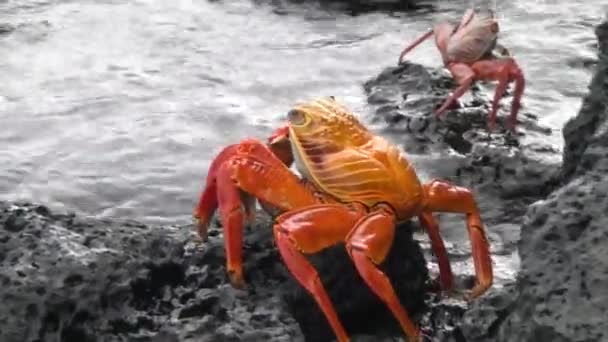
[398,9,525,131]
[193,97,493,342]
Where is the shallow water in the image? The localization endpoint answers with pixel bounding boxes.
[1,0,605,226]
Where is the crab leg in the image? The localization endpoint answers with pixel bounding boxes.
[435,62,475,117]
[215,162,248,288]
[194,144,241,241]
[507,60,526,129]
[398,29,434,64]
[273,204,367,342]
[470,58,526,130]
[195,138,319,288]
[418,212,454,293]
[422,180,492,299]
[346,209,422,342]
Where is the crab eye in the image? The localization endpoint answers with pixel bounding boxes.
[287,109,307,126]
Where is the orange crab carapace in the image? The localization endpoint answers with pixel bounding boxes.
[193,97,493,342]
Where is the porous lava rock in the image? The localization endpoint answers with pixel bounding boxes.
[0,201,430,342]
[361,39,575,341]
[459,19,608,342]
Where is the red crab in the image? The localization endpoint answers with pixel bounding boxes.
[398,9,525,131]
[193,97,493,342]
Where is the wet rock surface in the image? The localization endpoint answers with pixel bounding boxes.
[0,202,298,342]
[0,201,434,342]
[362,57,561,301]
[461,19,608,342]
[361,22,608,339]
[363,62,561,221]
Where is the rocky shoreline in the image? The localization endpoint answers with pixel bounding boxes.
[1,14,607,342]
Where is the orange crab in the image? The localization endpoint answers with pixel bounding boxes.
[398,9,525,131]
[193,97,493,342]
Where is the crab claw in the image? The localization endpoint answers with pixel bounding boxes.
[268,123,290,145]
[267,123,294,167]
[193,133,315,289]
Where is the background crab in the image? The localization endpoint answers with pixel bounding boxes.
[193,97,493,342]
[398,8,526,131]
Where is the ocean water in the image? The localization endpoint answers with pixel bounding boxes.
[1,0,605,225]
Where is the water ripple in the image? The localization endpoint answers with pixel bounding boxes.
[0,0,604,226]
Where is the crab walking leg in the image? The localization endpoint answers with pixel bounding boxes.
[398,29,434,64]
[508,60,526,129]
[193,178,217,241]
[346,210,422,342]
[215,163,248,288]
[435,62,475,117]
[273,204,366,342]
[417,212,454,292]
[422,179,493,299]
[471,58,526,130]
[193,144,241,241]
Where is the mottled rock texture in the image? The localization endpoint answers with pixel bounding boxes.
[466,19,608,342]
[0,202,431,342]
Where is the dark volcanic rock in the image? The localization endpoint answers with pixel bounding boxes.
[255,0,432,15]
[362,26,584,342]
[0,201,430,342]
[0,202,300,342]
[460,19,608,342]
[364,62,553,154]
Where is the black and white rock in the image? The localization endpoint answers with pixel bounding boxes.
[459,19,608,342]
[0,201,432,342]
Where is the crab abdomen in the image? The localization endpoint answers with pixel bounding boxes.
[446,14,498,64]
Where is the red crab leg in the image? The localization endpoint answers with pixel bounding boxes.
[435,62,475,117]
[274,204,367,342]
[470,58,525,131]
[195,138,319,288]
[418,212,454,293]
[214,162,248,288]
[267,123,294,167]
[422,180,493,299]
[398,29,434,65]
[345,208,422,342]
